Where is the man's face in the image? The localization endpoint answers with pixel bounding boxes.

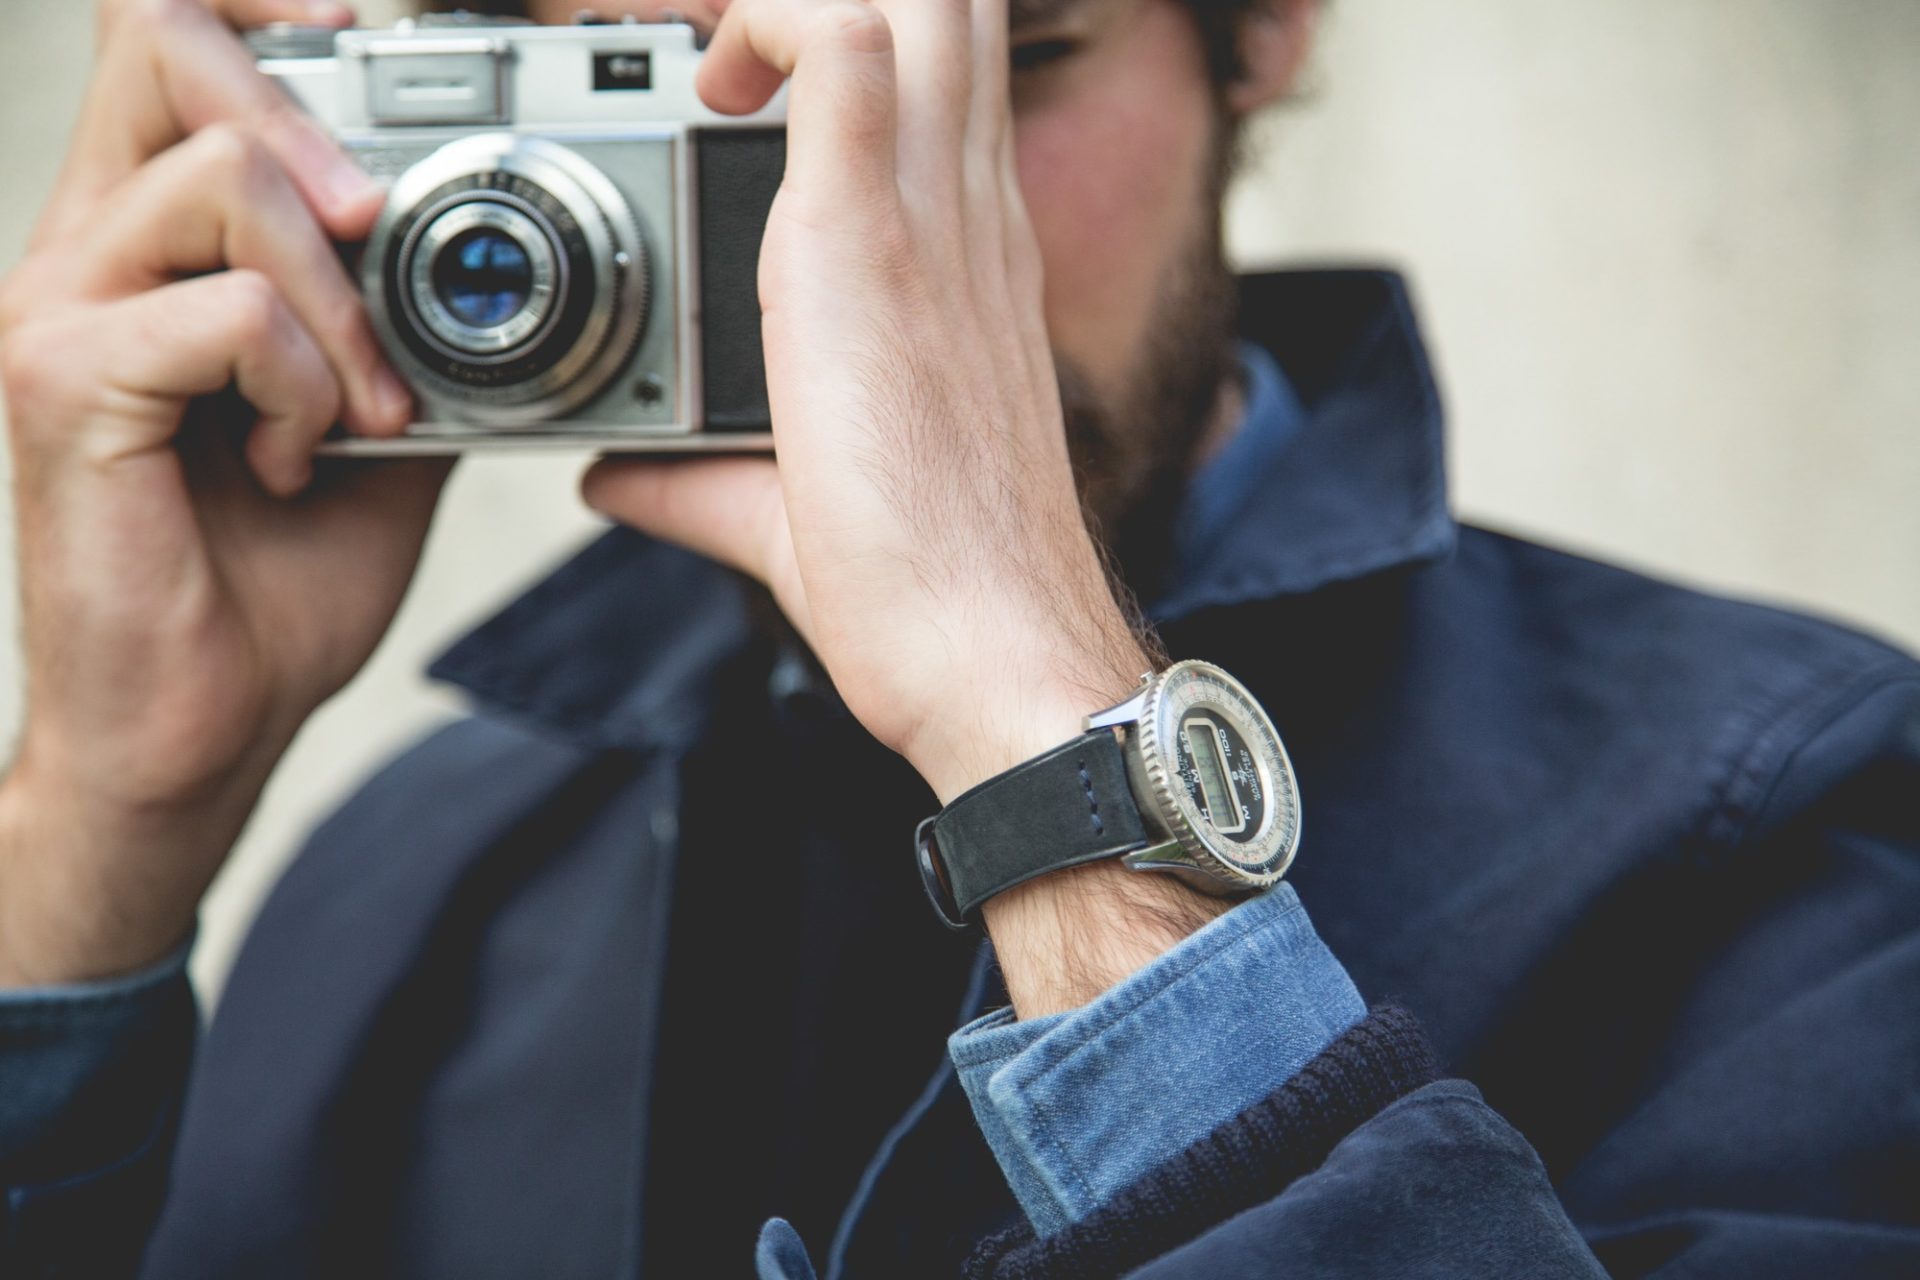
[1007,0,1240,542]
[529,0,1245,556]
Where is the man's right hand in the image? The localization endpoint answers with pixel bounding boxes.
[0,0,450,987]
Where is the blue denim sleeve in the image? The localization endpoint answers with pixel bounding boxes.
[946,884,1365,1237]
[0,945,197,1277]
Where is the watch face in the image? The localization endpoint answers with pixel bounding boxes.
[1141,661,1301,883]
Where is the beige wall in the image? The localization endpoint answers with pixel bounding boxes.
[2,1,1916,999]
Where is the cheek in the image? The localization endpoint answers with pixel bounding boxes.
[1014,11,1217,393]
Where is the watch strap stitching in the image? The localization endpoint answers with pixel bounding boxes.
[1077,761,1105,836]
[920,730,1153,928]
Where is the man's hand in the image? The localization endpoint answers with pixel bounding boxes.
[584,0,1148,802]
[583,0,1221,1013]
[0,0,447,986]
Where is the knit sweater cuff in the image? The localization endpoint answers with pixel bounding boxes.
[961,1003,1438,1280]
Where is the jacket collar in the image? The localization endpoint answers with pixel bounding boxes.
[1146,269,1453,622]
[430,268,1455,752]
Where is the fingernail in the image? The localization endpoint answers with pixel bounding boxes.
[307,1,355,26]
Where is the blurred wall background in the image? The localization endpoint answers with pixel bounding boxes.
[2,0,1916,1000]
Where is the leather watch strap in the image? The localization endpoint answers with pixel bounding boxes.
[915,728,1153,929]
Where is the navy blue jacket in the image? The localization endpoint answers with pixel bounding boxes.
[93,271,1920,1276]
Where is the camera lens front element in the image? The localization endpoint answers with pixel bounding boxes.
[410,199,560,357]
[435,228,533,330]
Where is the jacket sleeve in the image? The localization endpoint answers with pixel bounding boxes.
[0,948,197,1279]
[1549,661,1920,1275]
[963,662,1920,1279]
[947,884,1367,1236]
[961,1006,1607,1279]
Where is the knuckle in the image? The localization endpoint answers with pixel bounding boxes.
[1,320,77,431]
[315,271,372,340]
[809,2,892,54]
[191,121,271,188]
[221,269,285,345]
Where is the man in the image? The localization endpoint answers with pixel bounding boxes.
[0,0,1914,1274]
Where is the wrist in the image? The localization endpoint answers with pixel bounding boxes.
[904,613,1221,1018]
[0,757,234,988]
[982,861,1232,1019]
[903,632,1155,806]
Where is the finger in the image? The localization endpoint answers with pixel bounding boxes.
[95,270,339,497]
[697,0,899,207]
[968,0,1011,166]
[869,0,971,206]
[68,123,409,437]
[201,0,356,26]
[558,0,724,34]
[580,454,810,634]
[887,0,975,197]
[103,0,354,40]
[694,0,799,115]
[956,0,1012,269]
[45,0,380,245]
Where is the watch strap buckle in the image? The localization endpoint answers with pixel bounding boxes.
[914,816,969,931]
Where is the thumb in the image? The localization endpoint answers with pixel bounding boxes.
[582,455,810,633]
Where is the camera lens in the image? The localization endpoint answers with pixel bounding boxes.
[402,197,564,360]
[368,135,650,419]
[432,228,534,330]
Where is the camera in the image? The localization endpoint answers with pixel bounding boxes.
[249,14,785,453]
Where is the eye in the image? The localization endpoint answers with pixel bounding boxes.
[1011,38,1078,71]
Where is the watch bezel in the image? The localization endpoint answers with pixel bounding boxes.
[1132,660,1301,888]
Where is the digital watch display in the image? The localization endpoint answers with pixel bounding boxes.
[1120,661,1300,886]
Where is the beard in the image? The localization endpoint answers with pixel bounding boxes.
[1052,116,1242,614]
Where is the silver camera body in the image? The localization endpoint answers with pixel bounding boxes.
[251,16,785,453]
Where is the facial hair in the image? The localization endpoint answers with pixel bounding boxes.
[1052,113,1242,613]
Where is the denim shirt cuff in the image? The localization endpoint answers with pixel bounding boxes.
[947,883,1365,1238]
[0,937,197,1181]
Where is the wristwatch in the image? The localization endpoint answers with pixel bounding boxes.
[914,659,1302,929]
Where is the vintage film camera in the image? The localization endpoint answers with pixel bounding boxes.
[249,14,785,453]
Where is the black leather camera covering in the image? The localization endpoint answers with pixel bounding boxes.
[696,127,784,431]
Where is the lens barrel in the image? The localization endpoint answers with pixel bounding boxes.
[411,198,561,357]
[364,135,649,423]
